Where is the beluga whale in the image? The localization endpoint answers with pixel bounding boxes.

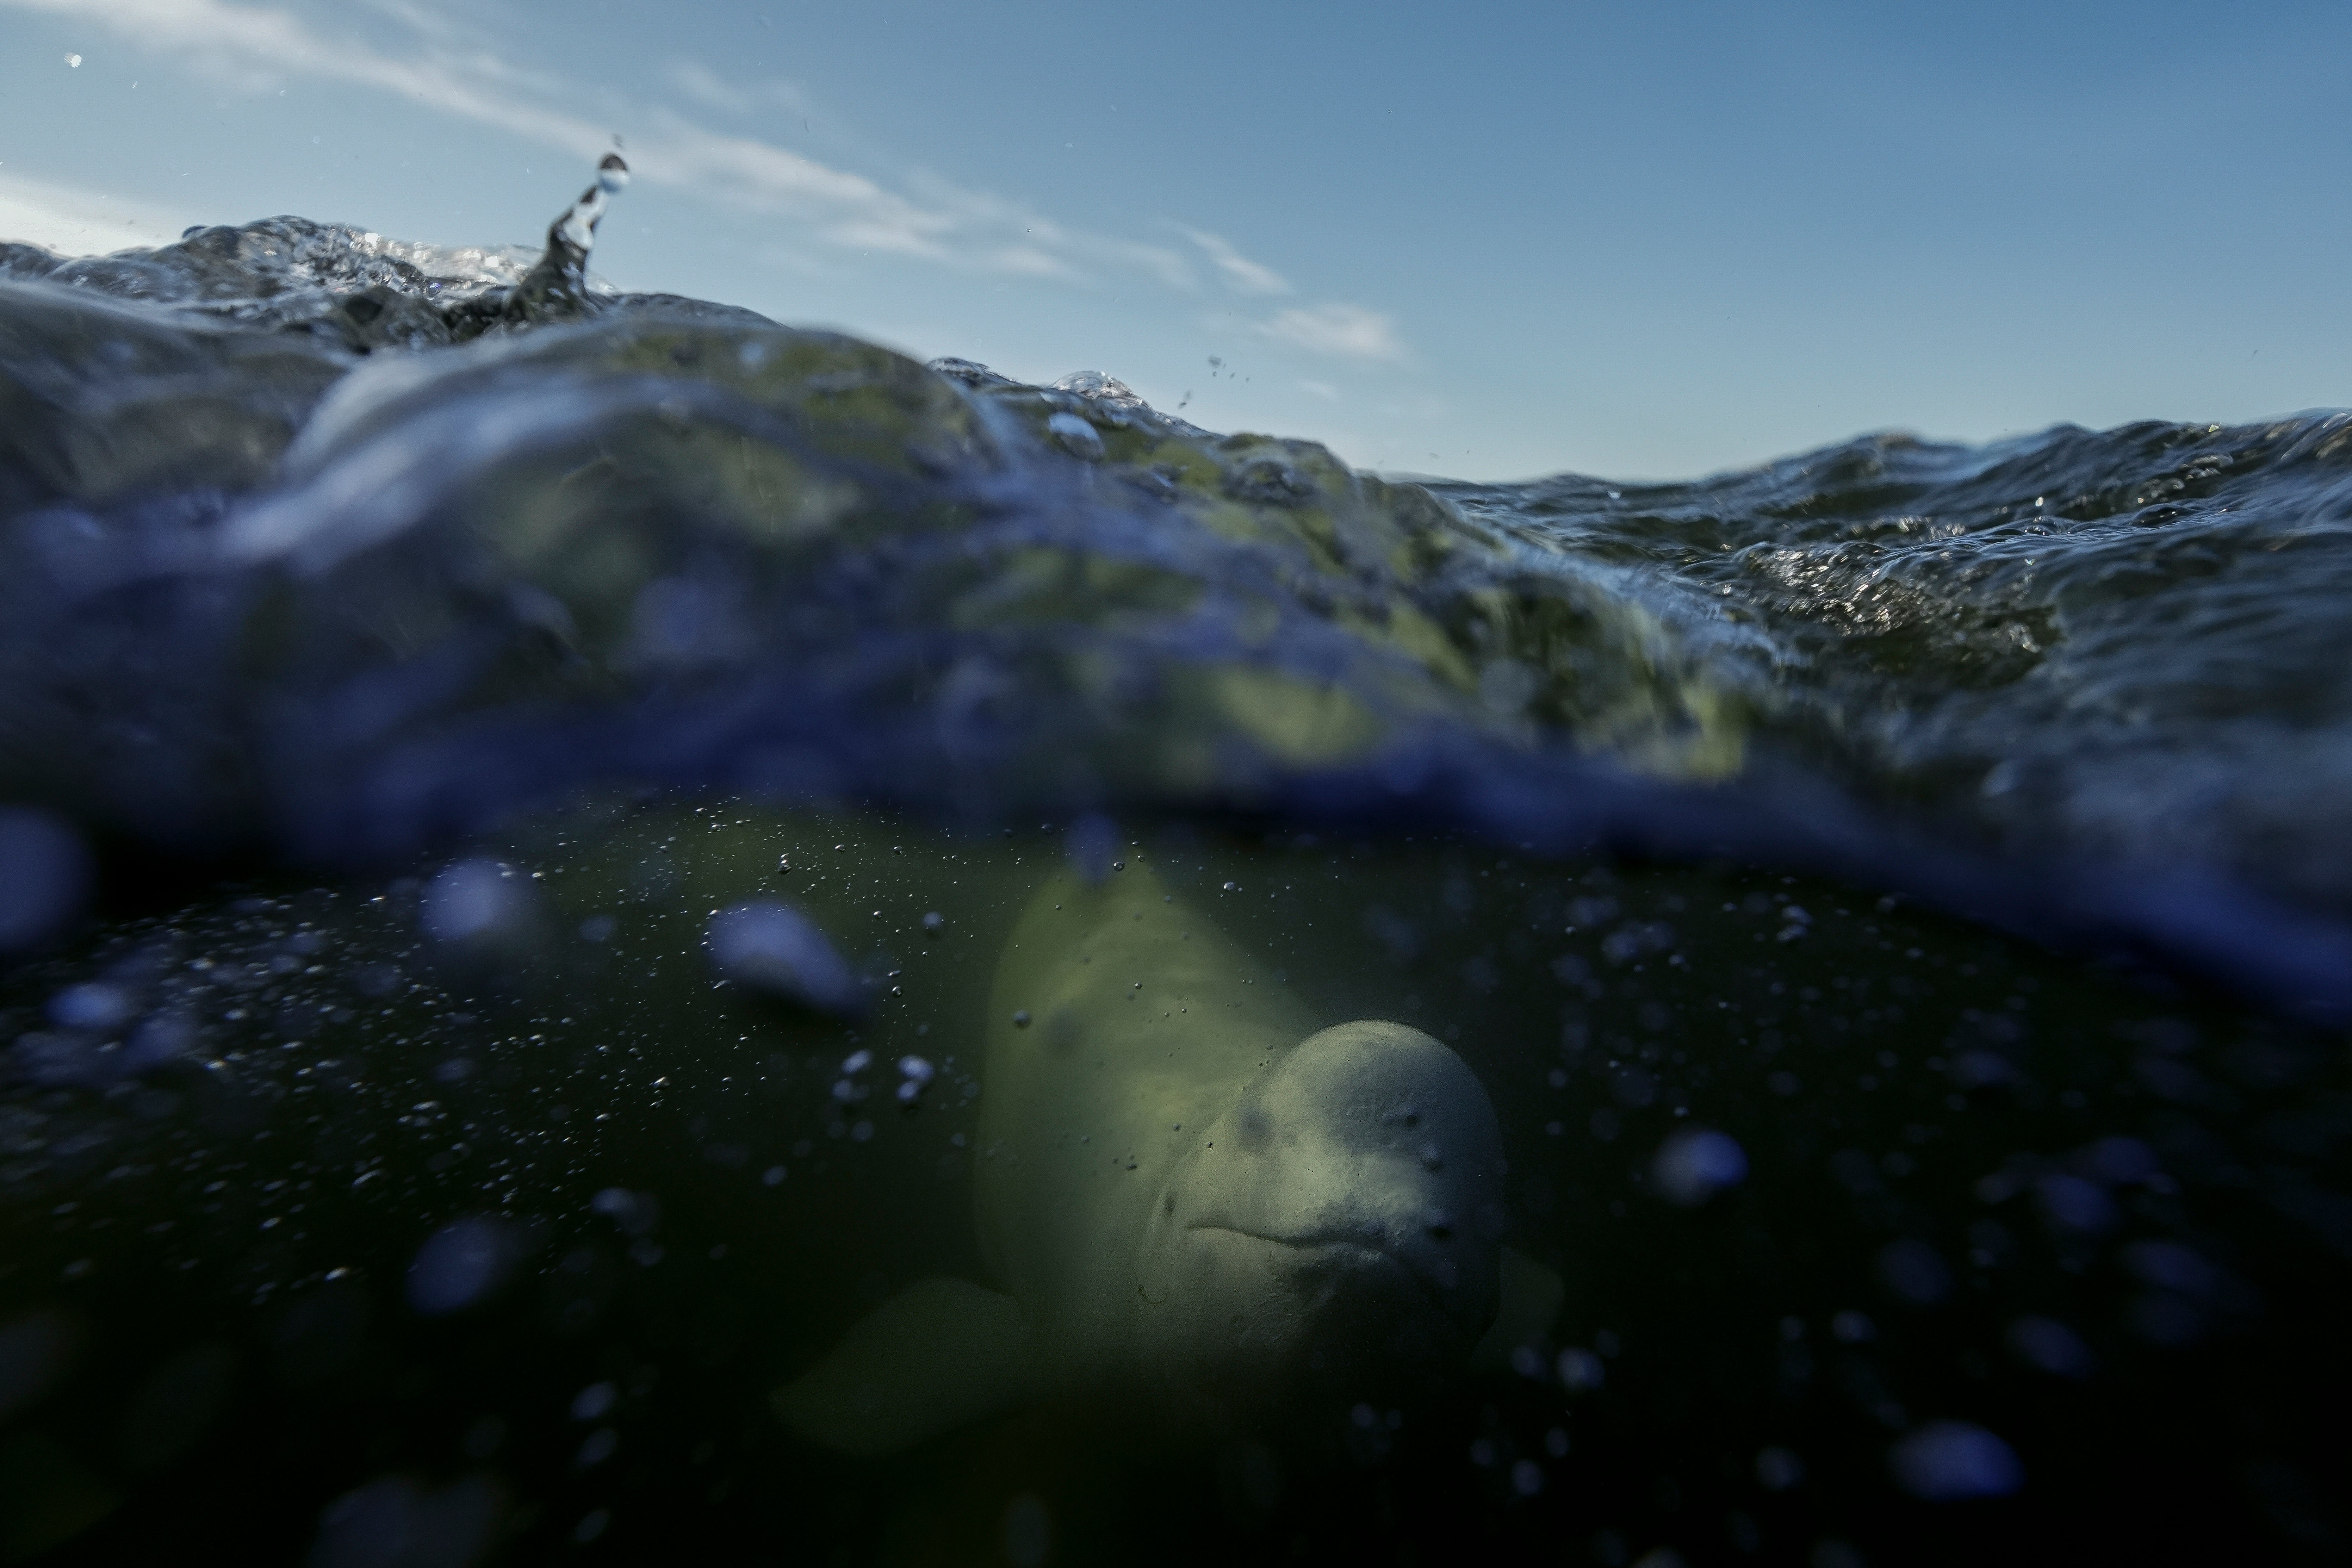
[777,853,1558,1456]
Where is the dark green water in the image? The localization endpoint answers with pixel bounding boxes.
[1,807,2344,1565]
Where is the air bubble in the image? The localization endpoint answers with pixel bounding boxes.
[0,809,89,952]
[1066,814,1119,883]
[1651,1129,1748,1205]
[421,860,534,946]
[706,901,862,1016]
[1889,1421,2023,1500]
[1045,411,1103,460]
[1877,1238,1953,1305]
[404,1218,517,1316]
[1756,1446,1805,1491]
[2006,1315,2093,1379]
[1556,1348,1605,1392]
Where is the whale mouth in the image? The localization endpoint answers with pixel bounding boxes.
[1185,1222,1388,1252]
[1183,1221,1463,1326]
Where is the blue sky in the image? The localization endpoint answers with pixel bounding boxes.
[3,0,2350,481]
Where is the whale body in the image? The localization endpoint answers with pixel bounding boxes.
[776,854,1550,1455]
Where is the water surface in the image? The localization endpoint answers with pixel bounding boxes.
[0,193,2346,1565]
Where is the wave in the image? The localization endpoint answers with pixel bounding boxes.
[4,165,2351,1016]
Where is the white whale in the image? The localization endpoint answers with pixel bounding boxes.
[775,854,1559,1455]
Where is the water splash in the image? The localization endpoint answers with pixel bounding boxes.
[478,153,630,332]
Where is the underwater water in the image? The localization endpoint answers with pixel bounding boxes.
[0,172,2348,1564]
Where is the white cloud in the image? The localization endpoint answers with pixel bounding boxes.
[1258,303,1407,363]
[665,59,754,116]
[982,246,1079,280]
[3,0,620,158]
[662,59,823,122]
[636,106,953,256]
[1171,224,1290,295]
[0,169,198,253]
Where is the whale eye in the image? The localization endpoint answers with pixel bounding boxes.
[1422,1207,1453,1238]
[1163,1194,1175,1215]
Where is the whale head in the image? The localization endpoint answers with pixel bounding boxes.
[1129,1020,1506,1429]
